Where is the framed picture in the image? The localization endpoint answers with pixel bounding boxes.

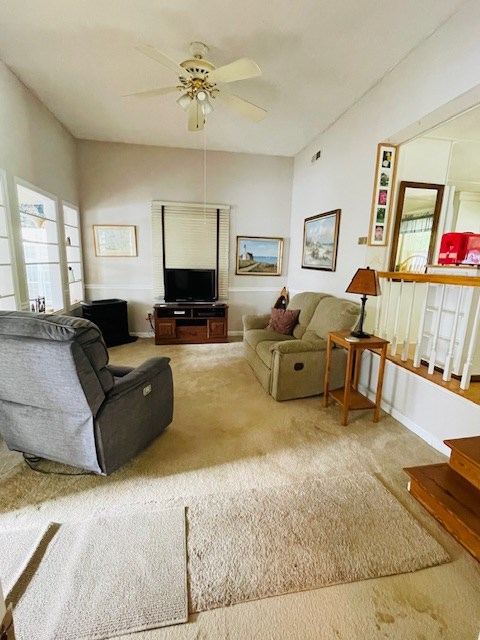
[368,143,399,246]
[302,209,341,271]
[93,225,137,257]
[235,236,283,275]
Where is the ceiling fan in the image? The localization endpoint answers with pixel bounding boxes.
[126,42,267,132]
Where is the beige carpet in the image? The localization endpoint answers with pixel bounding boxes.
[0,524,55,598]
[0,340,479,639]
[186,472,449,612]
[12,510,187,640]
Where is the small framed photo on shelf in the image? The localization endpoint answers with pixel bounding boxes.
[93,225,137,257]
[368,143,398,246]
[302,209,341,271]
[235,236,283,275]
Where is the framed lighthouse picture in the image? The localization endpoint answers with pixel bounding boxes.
[235,236,283,275]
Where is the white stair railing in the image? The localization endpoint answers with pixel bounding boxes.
[377,270,480,390]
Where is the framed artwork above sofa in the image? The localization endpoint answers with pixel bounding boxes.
[302,209,341,271]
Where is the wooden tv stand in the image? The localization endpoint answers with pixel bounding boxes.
[153,303,228,345]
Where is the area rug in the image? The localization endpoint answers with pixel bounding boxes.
[186,472,450,612]
[0,523,57,598]
[12,509,188,640]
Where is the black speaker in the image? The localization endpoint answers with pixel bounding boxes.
[81,299,137,347]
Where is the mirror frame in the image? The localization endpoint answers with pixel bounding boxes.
[388,181,445,272]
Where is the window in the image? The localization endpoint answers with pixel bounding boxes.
[17,183,64,312]
[0,172,16,310]
[63,203,84,307]
[152,201,230,300]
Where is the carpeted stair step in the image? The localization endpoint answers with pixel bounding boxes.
[404,463,480,562]
[444,436,480,490]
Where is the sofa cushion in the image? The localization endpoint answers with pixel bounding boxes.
[244,328,295,350]
[306,296,360,339]
[267,308,300,335]
[287,292,331,339]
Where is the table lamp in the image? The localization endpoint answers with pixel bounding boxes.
[345,267,380,338]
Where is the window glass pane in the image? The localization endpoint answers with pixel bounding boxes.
[0,265,14,297]
[18,183,63,311]
[23,242,59,264]
[63,202,83,309]
[21,216,58,244]
[65,226,79,247]
[0,237,11,263]
[0,296,16,310]
[63,205,78,227]
[66,245,81,263]
[0,207,7,236]
[69,281,83,306]
[26,263,63,311]
[17,184,56,221]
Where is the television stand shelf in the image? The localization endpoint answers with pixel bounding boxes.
[153,303,228,345]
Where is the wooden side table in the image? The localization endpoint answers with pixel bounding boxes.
[324,331,389,426]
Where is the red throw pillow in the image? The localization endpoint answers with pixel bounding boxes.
[267,308,300,335]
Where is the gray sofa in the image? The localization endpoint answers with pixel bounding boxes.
[0,311,173,474]
[243,292,360,401]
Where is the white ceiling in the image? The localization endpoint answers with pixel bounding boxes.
[0,0,468,156]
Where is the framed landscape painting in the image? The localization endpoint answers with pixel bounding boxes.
[235,236,283,275]
[302,209,341,271]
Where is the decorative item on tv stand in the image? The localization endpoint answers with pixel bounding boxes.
[345,267,381,340]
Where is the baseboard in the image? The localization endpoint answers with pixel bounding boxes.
[357,381,450,456]
[131,332,154,339]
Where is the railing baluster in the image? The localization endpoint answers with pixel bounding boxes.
[428,284,446,375]
[443,285,463,382]
[390,278,404,355]
[374,282,383,337]
[414,283,431,368]
[382,278,392,341]
[401,282,416,361]
[460,292,480,390]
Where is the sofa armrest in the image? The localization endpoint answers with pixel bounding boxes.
[242,314,270,331]
[107,364,133,378]
[270,339,326,354]
[107,357,171,400]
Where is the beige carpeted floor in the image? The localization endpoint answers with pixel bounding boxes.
[0,339,479,639]
[186,473,449,612]
[12,510,188,640]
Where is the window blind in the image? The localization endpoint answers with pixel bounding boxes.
[152,201,230,300]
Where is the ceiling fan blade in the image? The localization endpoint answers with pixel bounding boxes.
[135,45,190,78]
[187,101,204,132]
[207,58,261,84]
[123,86,179,98]
[216,91,267,122]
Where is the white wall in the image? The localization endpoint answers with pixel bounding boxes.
[0,61,78,205]
[0,61,78,309]
[77,140,293,334]
[288,0,480,446]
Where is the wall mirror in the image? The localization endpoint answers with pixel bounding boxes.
[389,181,445,272]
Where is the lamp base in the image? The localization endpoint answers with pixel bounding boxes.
[350,329,371,339]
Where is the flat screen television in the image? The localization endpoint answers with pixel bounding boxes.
[164,268,217,303]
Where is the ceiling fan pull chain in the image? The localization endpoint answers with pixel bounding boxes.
[203,120,207,224]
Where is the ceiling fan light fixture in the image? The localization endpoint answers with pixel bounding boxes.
[176,93,192,110]
[198,93,214,115]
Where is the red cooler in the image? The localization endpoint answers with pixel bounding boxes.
[438,232,466,264]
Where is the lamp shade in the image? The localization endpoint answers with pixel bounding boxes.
[346,267,380,296]
[176,93,192,111]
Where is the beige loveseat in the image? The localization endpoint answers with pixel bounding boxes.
[242,292,360,401]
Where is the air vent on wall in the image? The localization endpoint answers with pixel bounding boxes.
[311,150,321,163]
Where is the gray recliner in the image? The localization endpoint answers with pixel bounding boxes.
[0,311,173,475]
